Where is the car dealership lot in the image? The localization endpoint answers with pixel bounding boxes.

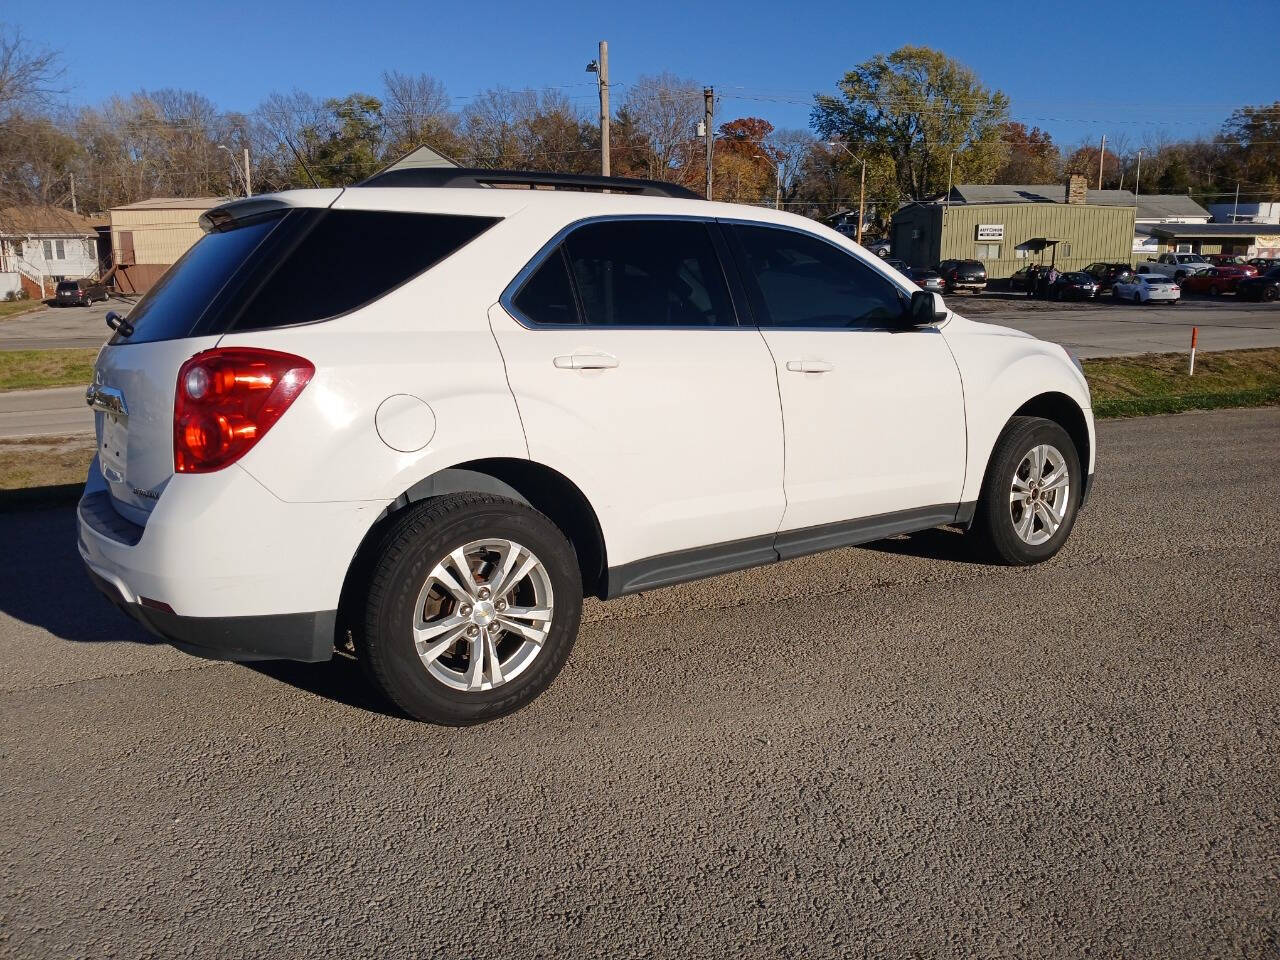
[2,407,1276,958]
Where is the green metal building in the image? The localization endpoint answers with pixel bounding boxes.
[891,178,1137,280]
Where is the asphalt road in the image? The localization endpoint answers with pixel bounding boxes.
[0,387,92,439]
[2,407,1276,958]
[957,293,1280,358]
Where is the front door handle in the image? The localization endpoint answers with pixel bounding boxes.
[553,353,619,370]
[785,359,834,373]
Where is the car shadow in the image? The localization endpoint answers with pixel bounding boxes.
[0,504,159,646]
[860,526,993,567]
[246,654,405,719]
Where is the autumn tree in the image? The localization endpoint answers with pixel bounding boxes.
[993,122,1059,183]
[811,46,1009,205]
[1219,102,1280,201]
[619,73,702,184]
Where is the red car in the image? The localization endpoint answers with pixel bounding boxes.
[1179,266,1255,296]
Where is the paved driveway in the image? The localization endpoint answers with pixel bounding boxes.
[0,299,120,350]
[2,408,1276,958]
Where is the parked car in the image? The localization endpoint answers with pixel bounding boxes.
[1179,266,1254,296]
[1247,257,1279,274]
[1048,272,1099,301]
[905,267,944,293]
[1236,266,1280,302]
[1206,254,1250,267]
[883,257,909,273]
[1008,266,1036,292]
[78,168,1095,725]
[1142,252,1213,281]
[1113,273,1181,304]
[1081,262,1135,292]
[55,278,109,306]
[936,259,988,293]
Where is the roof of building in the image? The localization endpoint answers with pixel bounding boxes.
[949,184,1135,206]
[379,143,461,173]
[110,197,228,212]
[0,205,102,237]
[1146,222,1280,240]
[1133,194,1211,221]
[948,184,1210,221]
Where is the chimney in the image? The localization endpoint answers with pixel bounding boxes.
[1065,174,1088,205]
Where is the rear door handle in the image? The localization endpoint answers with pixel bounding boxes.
[785,359,834,373]
[553,353,619,370]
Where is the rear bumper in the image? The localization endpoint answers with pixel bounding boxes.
[84,563,335,662]
[76,455,383,662]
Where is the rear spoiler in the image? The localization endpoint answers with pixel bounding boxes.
[199,189,344,233]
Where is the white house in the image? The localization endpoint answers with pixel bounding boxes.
[0,206,102,300]
[1207,201,1280,226]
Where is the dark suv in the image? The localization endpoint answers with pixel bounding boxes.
[55,278,109,306]
[936,259,987,293]
[1082,262,1134,293]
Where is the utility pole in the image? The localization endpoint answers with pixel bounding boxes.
[243,148,252,197]
[1134,149,1143,196]
[1232,181,1240,222]
[703,86,714,200]
[598,42,610,177]
[1098,134,1106,190]
[857,159,866,246]
[69,172,78,214]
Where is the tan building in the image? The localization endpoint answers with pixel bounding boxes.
[891,177,1137,280]
[108,197,226,293]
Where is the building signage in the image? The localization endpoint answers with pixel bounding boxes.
[976,224,1004,242]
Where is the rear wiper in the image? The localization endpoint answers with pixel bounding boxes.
[105,310,134,338]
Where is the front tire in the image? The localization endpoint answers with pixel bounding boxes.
[971,416,1082,565]
[359,493,583,725]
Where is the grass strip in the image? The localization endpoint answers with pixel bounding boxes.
[1084,347,1280,419]
[0,349,97,392]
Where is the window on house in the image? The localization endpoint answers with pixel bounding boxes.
[1015,247,1028,259]
[974,242,1001,260]
[1058,242,1072,258]
[42,240,52,260]
[42,240,66,260]
[1176,243,1193,254]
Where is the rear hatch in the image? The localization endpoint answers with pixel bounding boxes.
[90,189,499,524]
[91,192,340,524]
[956,261,987,282]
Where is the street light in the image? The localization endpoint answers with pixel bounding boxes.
[827,141,867,247]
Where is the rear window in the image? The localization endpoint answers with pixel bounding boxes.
[56,281,79,292]
[117,209,498,344]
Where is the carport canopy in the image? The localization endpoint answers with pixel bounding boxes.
[1017,237,1070,266]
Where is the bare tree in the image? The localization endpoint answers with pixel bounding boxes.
[381,70,459,158]
[619,73,702,182]
[0,25,63,120]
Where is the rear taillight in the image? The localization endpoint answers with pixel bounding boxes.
[174,348,314,473]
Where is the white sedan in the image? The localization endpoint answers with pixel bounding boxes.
[1113,274,1182,304]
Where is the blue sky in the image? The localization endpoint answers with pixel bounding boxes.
[9,0,1274,149]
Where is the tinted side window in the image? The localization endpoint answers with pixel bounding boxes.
[230,210,498,332]
[561,220,735,327]
[514,247,579,325]
[732,224,906,329]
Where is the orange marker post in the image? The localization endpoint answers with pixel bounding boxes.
[1189,326,1198,376]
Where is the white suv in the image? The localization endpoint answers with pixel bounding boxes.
[79,168,1095,724]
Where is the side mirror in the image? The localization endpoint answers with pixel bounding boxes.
[907,289,947,327]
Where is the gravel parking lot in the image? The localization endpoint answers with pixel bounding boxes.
[2,407,1277,958]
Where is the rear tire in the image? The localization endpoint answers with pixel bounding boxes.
[1265,286,1278,302]
[971,416,1082,565]
[359,493,583,725]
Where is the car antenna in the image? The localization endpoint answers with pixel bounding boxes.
[283,134,320,189]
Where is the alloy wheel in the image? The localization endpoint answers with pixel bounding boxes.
[1009,444,1070,546]
[411,538,554,692]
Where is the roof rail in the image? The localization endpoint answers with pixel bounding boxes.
[356,166,703,200]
